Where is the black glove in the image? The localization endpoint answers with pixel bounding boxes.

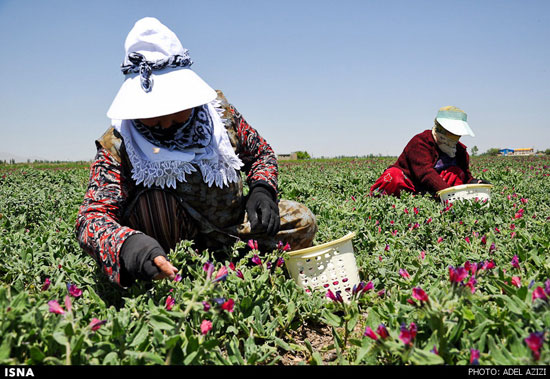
[120,234,167,284]
[246,186,280,236]
[468,178,492,185]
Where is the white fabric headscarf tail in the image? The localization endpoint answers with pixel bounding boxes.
[432,127,458,158]
[113,100,244,189]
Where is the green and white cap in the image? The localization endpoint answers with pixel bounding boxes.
[435,106,475,137]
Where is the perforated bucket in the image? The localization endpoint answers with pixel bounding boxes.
[284,232,359,302]
[437,184,493,205]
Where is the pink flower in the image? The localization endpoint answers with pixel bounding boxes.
[64,295,72,313]
[412,287,429,302]
[251,255,262,266]
[203,262,215,279]
[425,217,432,224]
[276,257,285,267]
[511,276,521,288]
[221,299,235,313]
[419,251,426,260]
[532,287,548,302]
[67,283,82,297]
[525,332,544,361]
[464,261,477,275]
[481,235,487,245]
[213,266,228,282]
[89,318,107,332]
[41,278,51,291]
[465,276,477,294]
[489,242,496,252]
[165,295,175,311]
[437,237,444,243]
[399,323,416,346]
[364,326,378,340]
[229,262,236,271]
[470,349,480,365]
[173,273,182,282]
[48,300,65,315]
[399,269,411,279]
[376,324,390,339]
[247,239,259,250]
[464,237,471,244]
[511,255,520,269]
[449,266,468,283]
[200,320,213,335]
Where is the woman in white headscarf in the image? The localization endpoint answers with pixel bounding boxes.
[370,106,489,197]
[75,18,317,287]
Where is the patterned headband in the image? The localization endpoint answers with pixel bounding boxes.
[120,51,193,92]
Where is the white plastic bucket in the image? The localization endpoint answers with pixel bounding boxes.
[284,232,360,302]
[437,183,493,205]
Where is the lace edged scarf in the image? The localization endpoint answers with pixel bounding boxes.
[113,99,243,189]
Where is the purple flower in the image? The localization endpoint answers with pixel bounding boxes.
[326,289,343,303]
[173,274,182,282]
[41,278,51,291]
[67,283,82,297]
[276,257,285,267]
[525,332,544,361]
[376,324,390,339]
[89,318,107,332]
[511,255,520,269]
[202,301,211,312]
[235,269,244,280]
[470,349,480,365]
[48,300,65,315]
[251,255,262,266]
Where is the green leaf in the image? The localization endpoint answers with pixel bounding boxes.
[273,337,291,351]
[149,314,175,330]
[52,331,68,346]
[409,348,445,365]
[321,309,342,327]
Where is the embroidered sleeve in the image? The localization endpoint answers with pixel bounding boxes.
[214,90,278,198]
[75,147,141,286]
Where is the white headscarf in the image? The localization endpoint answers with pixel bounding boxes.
[113,99,244,189]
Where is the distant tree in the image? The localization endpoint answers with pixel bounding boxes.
[545,149,550,156]
[295,151,311,160]
[471,146,479,156]
[483,148,500,156]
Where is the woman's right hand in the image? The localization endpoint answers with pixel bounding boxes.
[153,255,178,280]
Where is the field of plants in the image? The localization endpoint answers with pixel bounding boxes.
[1,155,550,365]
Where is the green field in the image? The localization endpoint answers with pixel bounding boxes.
[1,156,550,365]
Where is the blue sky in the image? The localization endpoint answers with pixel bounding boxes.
[1,0,548,161]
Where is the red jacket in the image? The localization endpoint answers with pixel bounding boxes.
[391,130,473,193]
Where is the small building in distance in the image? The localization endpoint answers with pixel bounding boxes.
[498,148,514,156]
[277,152,298,161]
[498,148,535,156]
